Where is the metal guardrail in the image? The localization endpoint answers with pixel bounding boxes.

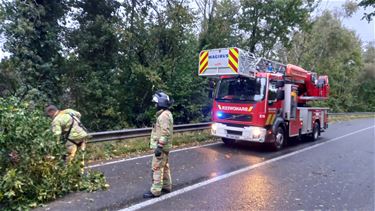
[89,122,211,143]
[326,112,374,116]
[88,112,374,144]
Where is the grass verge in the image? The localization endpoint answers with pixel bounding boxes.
[329,113,374,123]
[86,113,374,164]
[86,130,218,164]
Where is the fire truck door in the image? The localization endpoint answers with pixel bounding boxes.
[267,80,279,126]
[284,84,300,136]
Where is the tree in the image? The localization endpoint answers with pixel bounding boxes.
[162,0,210,123]
[359,0,375,21]
[109,0,211,127]
[0,59,19,97]
[65,0,122,130]
[0,0,67,101]
[197,0,240,49]
[342,0,359,17]
[141,0,210,124]
[238,0,318,55]
[355,42,375,111]
[283,11,363,112]
[114,0,162,127]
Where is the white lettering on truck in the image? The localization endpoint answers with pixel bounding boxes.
[218,105,252,112]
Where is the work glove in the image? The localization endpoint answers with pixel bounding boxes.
[154,146,163,157]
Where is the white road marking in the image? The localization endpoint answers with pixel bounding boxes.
[87,142,220,168]
[120,126,374,211]
[87,120,348,168]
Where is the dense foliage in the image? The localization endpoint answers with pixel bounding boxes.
[0,0,66,100]
[0,0,373,131]
[281,11,370,111]
[0,97,107,210]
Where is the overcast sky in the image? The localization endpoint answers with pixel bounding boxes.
[0,0,374,59]
[318,0,374,44]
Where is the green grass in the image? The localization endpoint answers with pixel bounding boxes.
[85,130,217,163]
[86,113,374,163]
[329,113,374,123]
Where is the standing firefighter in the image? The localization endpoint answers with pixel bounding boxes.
[143,91,174,198]
[45,105,88,174]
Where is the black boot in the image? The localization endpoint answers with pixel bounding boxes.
[161,188,171,194]
[143,191,159,198]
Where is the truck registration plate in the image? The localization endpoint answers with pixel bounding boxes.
[227,134,240,139]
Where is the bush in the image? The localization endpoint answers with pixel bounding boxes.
[0,97,108,210]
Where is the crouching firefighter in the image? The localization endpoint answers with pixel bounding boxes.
[45,105,88,174]
[143,91,174,198]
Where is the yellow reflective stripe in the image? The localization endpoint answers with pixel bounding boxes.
[229,66,237,73]
[229,56,238,67]
[200,59,208,70]
[230,48,239,57]
[200,51,208,60]
[266,114,272,125]
[199,51,209,73]
[266,114,276,125]
[228,48,239,73]
[270,114,276,124]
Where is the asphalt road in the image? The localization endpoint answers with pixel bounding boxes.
[38,118,375,211]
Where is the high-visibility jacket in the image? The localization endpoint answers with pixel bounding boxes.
[51,109,88,145]
[150,109,173,151]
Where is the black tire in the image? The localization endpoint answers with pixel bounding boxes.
[297,129,303,141]
[309,122,320,142]
[270,127,285,151]
[222,138,236,146]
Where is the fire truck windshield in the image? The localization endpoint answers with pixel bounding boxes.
[215,77,267,102]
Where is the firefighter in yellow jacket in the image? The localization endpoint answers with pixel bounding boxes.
[45,105,88,173]
[143,91,174,198]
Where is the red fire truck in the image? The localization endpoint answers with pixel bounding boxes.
[199,47,330,150]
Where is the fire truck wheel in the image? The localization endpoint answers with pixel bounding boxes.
[310,122,320,141]
[271,127,285,151]
[222,138,236,146]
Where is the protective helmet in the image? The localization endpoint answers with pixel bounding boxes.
[152,91,172,109]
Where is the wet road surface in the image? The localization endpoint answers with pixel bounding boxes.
[38,118,375,211]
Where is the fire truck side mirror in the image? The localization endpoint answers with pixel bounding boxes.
[208,89,213,99]
[275,80,284,88]
[276,90,285,100]
[317,78,325,88]
[209,80,215,89]
[208,80,215,99]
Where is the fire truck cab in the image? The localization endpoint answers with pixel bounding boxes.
[199,47,329,150]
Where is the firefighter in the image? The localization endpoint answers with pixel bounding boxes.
[45,105,88,174]
[143,91,174,198]
[267,62,274,72]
